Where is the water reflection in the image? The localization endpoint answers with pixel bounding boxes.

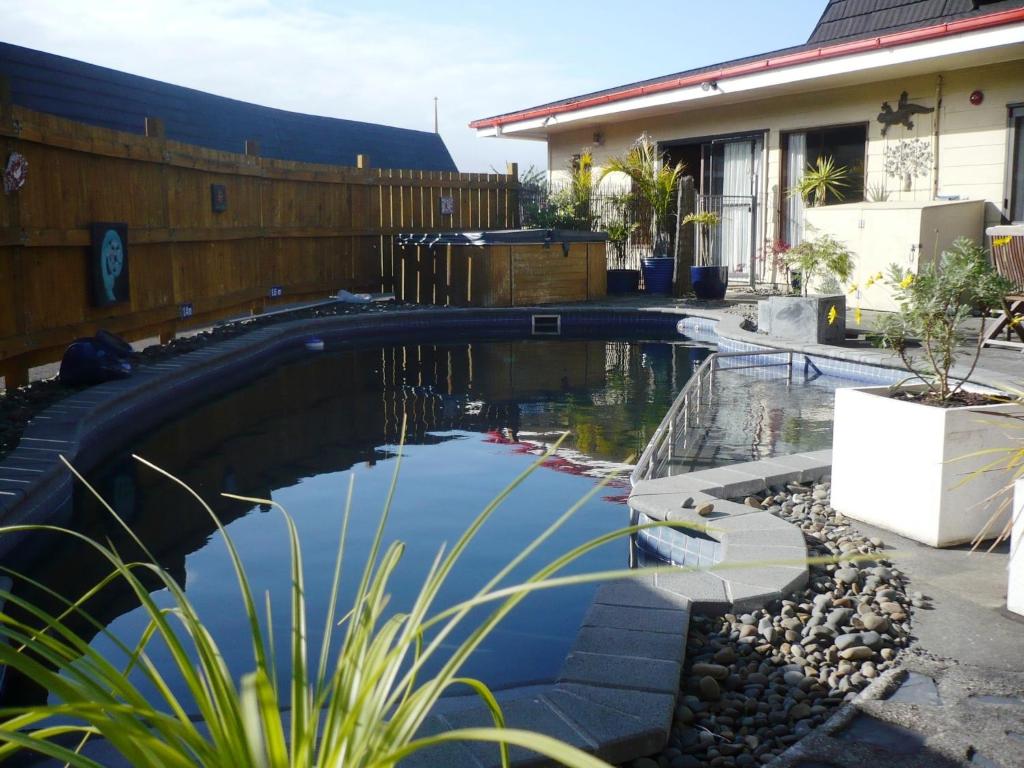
[1,338,708,704]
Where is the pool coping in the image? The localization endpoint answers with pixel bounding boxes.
[0,302,861,766]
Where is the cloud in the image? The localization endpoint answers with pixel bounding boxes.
[0,0,579,171]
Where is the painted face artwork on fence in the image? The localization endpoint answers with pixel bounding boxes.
[89,222,130,306]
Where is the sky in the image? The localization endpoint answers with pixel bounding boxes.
[1,0,829,173]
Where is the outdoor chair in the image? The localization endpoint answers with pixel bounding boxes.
[982,226,1024,351]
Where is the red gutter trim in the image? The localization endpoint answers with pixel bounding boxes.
[470,7,1024,129]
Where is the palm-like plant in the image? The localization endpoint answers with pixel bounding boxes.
[791,155,849,208]
[598,135,685,255]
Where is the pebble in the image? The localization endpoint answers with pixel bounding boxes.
[696,502,715,517]
[681,496,695,509]
[699,676,722,701]
[652,481,913,768]
[835,568,860,585]
[839,645,875,661]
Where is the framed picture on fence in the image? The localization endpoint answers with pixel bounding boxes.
[89,222,130,306]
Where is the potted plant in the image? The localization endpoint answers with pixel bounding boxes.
[758,232,854,343]
[681,210,726,300]
[604,203,640,294]
[599,134,685,295]
[831,238,1024,546]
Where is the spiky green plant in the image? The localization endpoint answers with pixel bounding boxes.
[0,430,698,768]
[598,135,686,253]
[681,211,720,268]
[790,156,849,208]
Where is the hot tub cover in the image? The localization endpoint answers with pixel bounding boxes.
[395,229,609,247]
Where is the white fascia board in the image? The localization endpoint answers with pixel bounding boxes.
[490,22,1024,137]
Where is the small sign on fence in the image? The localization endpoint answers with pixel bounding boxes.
[89,222,130,307]
[439,196,455,216]
[178,302,194,320]
[210,184,228,213]
[269,285,284,298]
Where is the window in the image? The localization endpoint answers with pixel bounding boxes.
[1011,107,1024,223]
[781,123,867,245]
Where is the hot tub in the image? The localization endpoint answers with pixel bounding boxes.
[394,229,607,307]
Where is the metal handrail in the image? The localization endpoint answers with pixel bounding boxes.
[630,348,796,486]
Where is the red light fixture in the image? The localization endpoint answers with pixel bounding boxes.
[970,90,984,105]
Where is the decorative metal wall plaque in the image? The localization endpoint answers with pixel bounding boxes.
[878,91,934,136]
[2,152,27,194]
[210,183,228,212]
[90,222,130,306]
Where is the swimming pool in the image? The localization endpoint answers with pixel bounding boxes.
[1,336,712,707]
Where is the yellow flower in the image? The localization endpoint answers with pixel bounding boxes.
[899,274,914,289]
[865,276,876,288]
[827,305,838,325]
[847,283,859,294]
[994,235,1012,248]
[854,307,863,325]
[1011,314,1024,328]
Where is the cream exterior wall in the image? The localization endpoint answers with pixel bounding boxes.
[547,59,1024,267]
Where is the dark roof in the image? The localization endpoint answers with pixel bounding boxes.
[473,0,1024,126]
[0,42,457,172]
[808,0,1024,44]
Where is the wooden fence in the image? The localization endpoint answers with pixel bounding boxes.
[0,99,519,387]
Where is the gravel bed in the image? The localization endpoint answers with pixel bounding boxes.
[0,300,422,462]
[627,478,928,768]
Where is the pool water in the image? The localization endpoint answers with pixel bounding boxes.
[2,337,711,708]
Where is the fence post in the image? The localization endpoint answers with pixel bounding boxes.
[244,139,259,156]
[356,154,370,169]
[675,176,696,295]
[506,161,519,229]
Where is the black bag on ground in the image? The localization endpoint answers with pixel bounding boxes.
[59,331,134,386]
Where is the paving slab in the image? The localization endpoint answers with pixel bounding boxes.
[558,651,681,695]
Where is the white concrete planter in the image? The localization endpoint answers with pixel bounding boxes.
[831,385,1024,547]
[1009,479,1023,617]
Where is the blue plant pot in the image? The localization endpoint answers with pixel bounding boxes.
[690,265,729,301]
[641,257,674,295]
[606,268,640,295]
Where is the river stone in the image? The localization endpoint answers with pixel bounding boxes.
[839,645,875,661]
[835,633,863,651]
[681,496,695,509]
[714,646,737,664]
[789,702,812,720]
[692,663,730,680]
[699,676,721,701]
[783,670,805,687]
[696,502,715,517]
[835,568,860,585]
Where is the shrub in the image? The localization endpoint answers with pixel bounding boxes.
[874,237,1014,402]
